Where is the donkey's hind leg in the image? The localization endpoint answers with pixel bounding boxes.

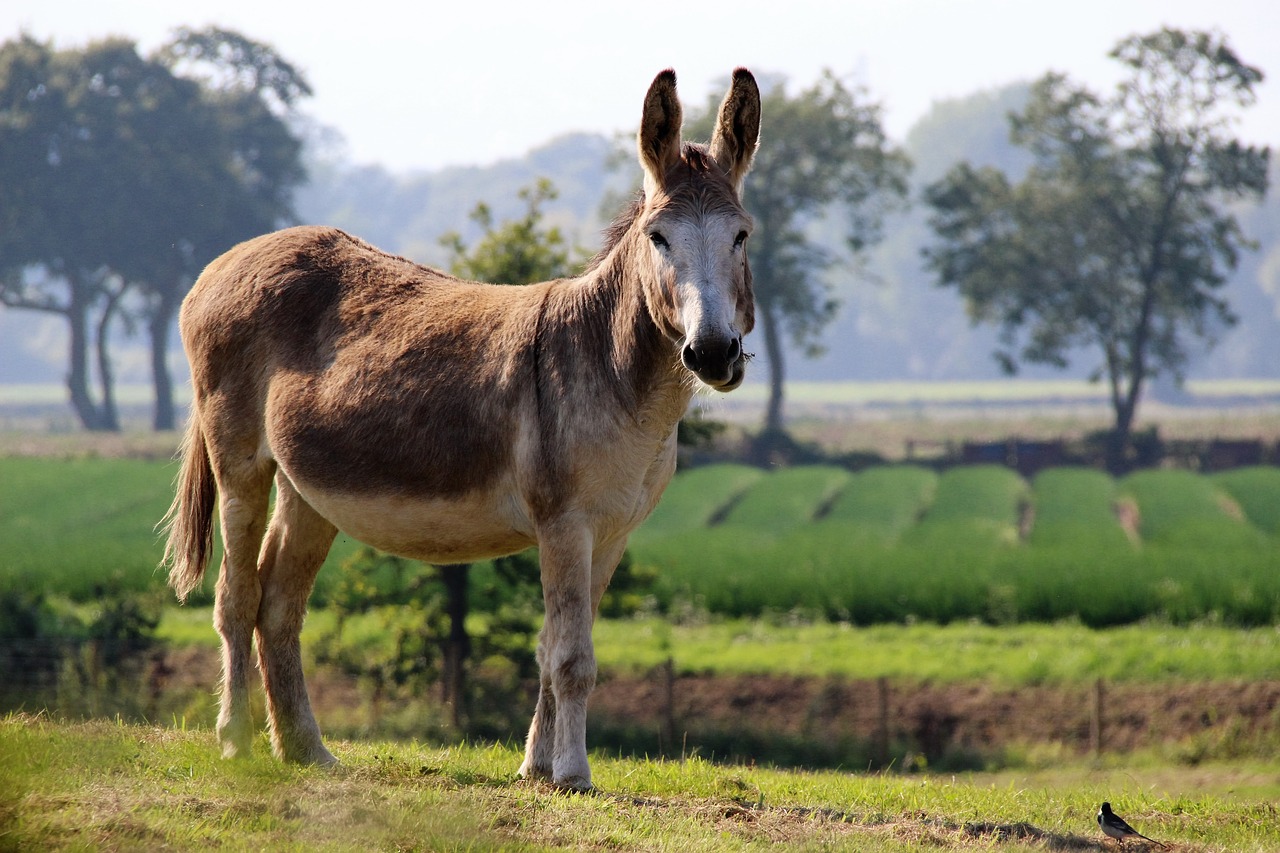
[211,456,275,759]
[255,471,337,765]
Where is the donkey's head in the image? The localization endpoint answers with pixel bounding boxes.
[635,68,760,392]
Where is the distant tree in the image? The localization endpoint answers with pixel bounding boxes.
[0,30,309,431]
[924,29,1269,470]
[685,72,909,436]
[143,27,311,430]
[0,37,177,430]
[440,177,578,282]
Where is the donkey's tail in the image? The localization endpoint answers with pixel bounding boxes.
[160,413,217,602]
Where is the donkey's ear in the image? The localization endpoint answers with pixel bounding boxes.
[709,68,761,194]
[638,69,683,195]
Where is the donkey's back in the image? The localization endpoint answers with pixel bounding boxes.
[177,224,554,565]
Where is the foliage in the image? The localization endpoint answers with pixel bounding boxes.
[312,547,541,739]
[0,584,162,719]
[923,29,1270,469]
[0,30,309,430]
[675,406,728,451]
[440,177,581,284]
[685,72,910,432]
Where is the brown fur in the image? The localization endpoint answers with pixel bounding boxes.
[161,68,761,788]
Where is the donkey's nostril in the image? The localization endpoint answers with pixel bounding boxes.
[726,336,741,363]
[681,343,702,373]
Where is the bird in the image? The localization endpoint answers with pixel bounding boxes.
[1098,802,1168,848]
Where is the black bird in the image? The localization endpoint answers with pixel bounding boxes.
[1098,802,1168,848]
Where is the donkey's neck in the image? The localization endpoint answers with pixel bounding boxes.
[577,246,694,436]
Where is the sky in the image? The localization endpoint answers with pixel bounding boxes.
[4,1,1279,174]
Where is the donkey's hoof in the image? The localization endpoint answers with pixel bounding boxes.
[301,748,339,768]
[311,749,339,768]
[553,775,594,793]
[280,742,339,767]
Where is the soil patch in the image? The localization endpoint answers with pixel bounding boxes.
[589,671,1280,765]
[153,647,1279,767]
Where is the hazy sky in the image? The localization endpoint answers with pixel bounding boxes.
[5,1,1278,173]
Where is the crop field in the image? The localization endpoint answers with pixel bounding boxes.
[5,456,1280,626]
[632,463,1280,626]
[0,456,365,603]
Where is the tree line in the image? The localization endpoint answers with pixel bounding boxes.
[0,27,1270,469]
[0,28,310,430]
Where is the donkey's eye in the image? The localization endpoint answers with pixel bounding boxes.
[733,231,748,249]
[649,231,669,251]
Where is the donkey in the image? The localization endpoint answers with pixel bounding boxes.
[162,68,760,790]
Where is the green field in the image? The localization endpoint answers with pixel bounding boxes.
[0,456,366,603]
[151,608,1280,686]
[633,462,1280,626]
[4,716,1278,852]
[5,456,1280,626]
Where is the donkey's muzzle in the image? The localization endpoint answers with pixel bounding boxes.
[681,335,746,391]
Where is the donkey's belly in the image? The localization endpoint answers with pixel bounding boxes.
[294,480,537,563]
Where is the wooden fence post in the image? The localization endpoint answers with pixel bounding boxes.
[875,676,890,768]
[1089,678,1105,758]
[662,656,677,756]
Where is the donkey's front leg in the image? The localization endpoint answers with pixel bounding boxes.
[521,521,596,790]
[521,532,629,788]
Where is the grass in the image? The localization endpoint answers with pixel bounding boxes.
[155,609,1280,687]
[899,465,1027,550]
[3,714,1278,851]
[818,465,938,546]
[1027,467,1131,549]
[0,456,367,604]
[632,464,763,543]
[1214,466,1280,535]
[631,461,1280,626]
[715,465,852,534]
[1119,468,1269,549]
[0,456,176,598]
[589,618,1280,685]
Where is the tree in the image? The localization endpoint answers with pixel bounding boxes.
[141,27,310,430]
[685,72,909,435]
[924,29,1269,469]
[0,36,185,430]
[0,31,309,431]
[440,177,577,282]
